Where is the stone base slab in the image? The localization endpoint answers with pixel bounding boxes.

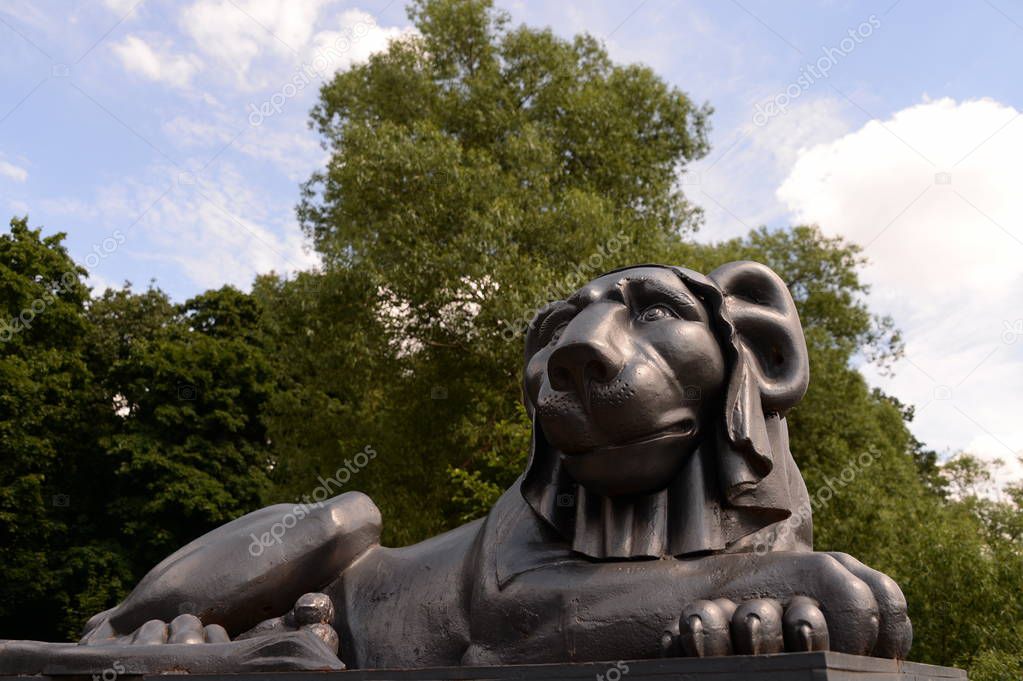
[0,650,966,680]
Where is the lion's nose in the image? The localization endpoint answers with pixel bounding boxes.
[547,340,624,397]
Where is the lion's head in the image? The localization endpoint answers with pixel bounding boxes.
[520,262,814,559]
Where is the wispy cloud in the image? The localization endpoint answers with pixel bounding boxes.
[110,34,203,89]
[180,0,333,89]
[0,158,28,182]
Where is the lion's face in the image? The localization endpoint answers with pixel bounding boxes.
[523,267,727,497]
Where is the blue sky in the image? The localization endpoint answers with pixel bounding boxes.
[2,0,1022,486]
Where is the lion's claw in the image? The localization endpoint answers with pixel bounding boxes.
[783,596,829,652]
[666,597,829,657]
[732,599,784,655]
[676,600,732,657]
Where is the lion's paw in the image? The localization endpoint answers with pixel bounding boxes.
[81,613,231,647]
[235,592,339,654]
[661,552,912,659]
[661,596,828,657]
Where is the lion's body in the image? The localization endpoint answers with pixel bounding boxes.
[333,478,813,668]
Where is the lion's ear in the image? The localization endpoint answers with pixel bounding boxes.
[708,261,809,495]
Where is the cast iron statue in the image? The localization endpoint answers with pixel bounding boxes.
[0,262,912,674]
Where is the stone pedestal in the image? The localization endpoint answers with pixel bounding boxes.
[0,652,965,680]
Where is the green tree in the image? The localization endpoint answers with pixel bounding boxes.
[0,217,128,639]
[253,268,395,518]
[283,0,710,544]
[87,285,275,570]
[0,219,278,639]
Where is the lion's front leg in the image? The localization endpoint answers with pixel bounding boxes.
[661,551,911,659]
[81,491,380,643]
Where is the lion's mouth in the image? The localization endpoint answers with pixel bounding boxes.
[562,418,697,457]
[557,417,700,497]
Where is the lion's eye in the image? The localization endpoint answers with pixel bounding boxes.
[638,305,677,323]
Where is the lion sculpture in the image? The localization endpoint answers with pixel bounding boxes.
[0,262,912,673]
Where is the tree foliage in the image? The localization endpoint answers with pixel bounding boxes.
[285,0,711,543]
[0,219,274,638]
[0,217,125,639]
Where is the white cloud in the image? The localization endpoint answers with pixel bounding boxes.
[160,7,413,177]
[180,0,334,88]
[184,0,335,57]
[163,115,235,147]
[86,271,121,295]
[103,0,142,14]
[8,199,30,214]
[179,1,412,90]
[0,1,49,31]
[38,196,101,218]
[154,195,317,290]
[746,97,854,171]
[162,115,325,181]
[689,95,854,240]
[111,34,202,89]
[304,9,415,71]
[0,159,28,182]
[777,97,1023,484]
[95,161,319,291]
[234,129,324,182]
